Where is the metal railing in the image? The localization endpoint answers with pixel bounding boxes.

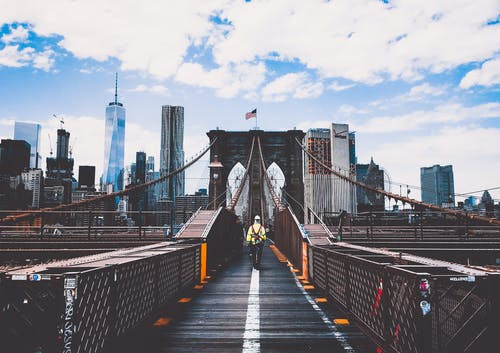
[0,210,200,240]
[310,243,500,353]
[0,205,244,353]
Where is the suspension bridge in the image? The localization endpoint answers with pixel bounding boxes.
[0,129,499,353]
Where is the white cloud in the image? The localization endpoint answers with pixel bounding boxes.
[338,104,368,116]
[32,47,56,71]
[327,81,355,92]
[128,83,170,96]
[0,0,225,79]
[405,83,447,100]
[369,126,500,200]
[460,57,500,89]
[215,0,500,84]
[354,102,500,133]
[1,24,29,43]
[0,45,34,67]
[2,0,497,98]
[176,62,266,98]
[261,72,323,102]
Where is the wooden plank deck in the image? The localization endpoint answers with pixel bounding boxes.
[116,245,375,353]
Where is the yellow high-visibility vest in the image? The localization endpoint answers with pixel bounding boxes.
[246,223,266,245]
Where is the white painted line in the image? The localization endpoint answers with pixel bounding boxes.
[242,268,260,353]
[292,275,356,352]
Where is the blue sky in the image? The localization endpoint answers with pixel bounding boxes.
[0,0,499,201]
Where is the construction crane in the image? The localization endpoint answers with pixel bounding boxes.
[53,114,64,129]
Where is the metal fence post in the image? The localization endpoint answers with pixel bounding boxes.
[87,210,92,240]
[419,209,424,240]
[138,210,142,239]
[39,211,44,239]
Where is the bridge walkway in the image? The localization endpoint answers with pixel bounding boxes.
[120,244,374,353]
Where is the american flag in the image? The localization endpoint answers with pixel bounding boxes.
[245,108,257,120]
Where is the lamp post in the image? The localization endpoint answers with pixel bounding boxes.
[209,155,224,210]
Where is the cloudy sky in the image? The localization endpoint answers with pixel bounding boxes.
[0,0,499,200]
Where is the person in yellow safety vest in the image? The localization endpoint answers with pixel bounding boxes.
[246,215,266,270]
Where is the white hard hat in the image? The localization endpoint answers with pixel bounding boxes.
[254,215,261,220]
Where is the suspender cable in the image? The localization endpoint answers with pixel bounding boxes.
[296,137,500,226]
[227,136,256,212]
[257,137,285,211]
[1,138,218,225]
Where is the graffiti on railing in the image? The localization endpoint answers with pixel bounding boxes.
[63,277,77,353]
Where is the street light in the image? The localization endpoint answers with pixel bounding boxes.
[209,155,224,210]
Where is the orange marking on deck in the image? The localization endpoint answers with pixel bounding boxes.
[205,276,212,280]
[201,280,208,284]
[194,285,204,289]
[303,285,315,290]
[334,318,350,325]
[178,297,192,303]
[200,242,207,282]
[291,268,300,273]
[297,276,305,280]
[315,297,328,303]
[153,317,172,326]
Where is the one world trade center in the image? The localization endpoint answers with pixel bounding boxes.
[103,73,125,192]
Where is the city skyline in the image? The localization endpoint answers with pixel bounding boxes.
[0,1,499,200]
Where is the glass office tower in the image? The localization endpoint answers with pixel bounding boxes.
[103,73,126,192]
[420,164,455,207]
[14,122,42,168]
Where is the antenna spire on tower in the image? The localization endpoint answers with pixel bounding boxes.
[114,72,118,104]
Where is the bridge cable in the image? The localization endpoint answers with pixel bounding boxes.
[1,138,218,225]
[227,136,256,212]
[296,137,500,226]
[256,137,285,212]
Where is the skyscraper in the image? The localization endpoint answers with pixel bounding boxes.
[356,158,385,213]
[160,105,185,198]
[135,151,146,184]
[14,122,42,168]
[103,73,126,192]
[146,155,155,172]
[304,128,333,222]
[420,164,455,207]
[45,127,75,204]
[331,123,357,214]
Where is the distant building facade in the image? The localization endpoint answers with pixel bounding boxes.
[103,73,126,192]
[14,122,42,168]
[45,128,75,205]
[21,169,43,208]
[160,105,185,198]
[0,139,30,176]
[303,124,357,222]
[330,123,356,215]
[420,164,455,207]
[135,152,146,184]
[304,128,333,222]
[146,156,155,173]
[78,165,96,190]
[356,158,385,213]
